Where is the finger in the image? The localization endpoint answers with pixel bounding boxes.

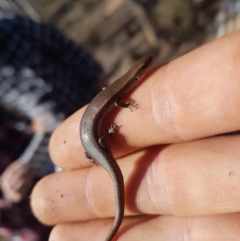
[50,31,240,170]
[32,134,240,225]
[49,213,240,241]
[49,108,86,169]
[5,164,32,191]
[2,161,24,186]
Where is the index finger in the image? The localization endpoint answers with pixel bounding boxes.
[50,31,240,169]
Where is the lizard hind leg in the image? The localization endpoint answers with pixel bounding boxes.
[98,123,118,150]
[85,152,98,165]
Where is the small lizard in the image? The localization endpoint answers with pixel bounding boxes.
[80,56,153,241]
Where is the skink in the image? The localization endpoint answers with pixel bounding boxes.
[80,56,153,241]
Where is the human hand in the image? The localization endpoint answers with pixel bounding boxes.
[31,31,240,240]
[1,160,33,203]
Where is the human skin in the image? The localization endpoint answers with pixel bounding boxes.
[0,118,44,203]
[1,160,33,203]
[31,30,240,240]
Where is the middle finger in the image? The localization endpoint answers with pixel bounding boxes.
[31,134,240,224]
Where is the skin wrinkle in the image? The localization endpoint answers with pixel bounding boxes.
[182,217,193,241]
[144,160,159,214]
[85,166,100,219]
[165,61,202,142]
[140,148,173,216]
[154,153,173,215]
[158,150,182,216]
[151,64,184,142]
[150,68,164,126]
[158,153,180,216]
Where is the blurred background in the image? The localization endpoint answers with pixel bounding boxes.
[0,0,238,82]
[0,0,239,241]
